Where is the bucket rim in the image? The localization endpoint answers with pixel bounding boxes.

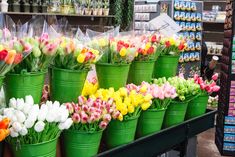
[132,60,155,63]
[145,108,167,112]
[64,129,104,135]
[49,66,89,73]
[7,70,47,76]
[96,63,130,66]
[159,55,180,58]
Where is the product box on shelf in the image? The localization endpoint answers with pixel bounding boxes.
[224,142,235,151]
[224,126,235,134]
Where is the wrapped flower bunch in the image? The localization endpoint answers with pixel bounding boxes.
[3,95,72,145]
[65,95,119,132]
[194,73,220,94]
[0,117,10,142]
[109,39,137,64]
[12,33,59,73]
[54,37,101,70]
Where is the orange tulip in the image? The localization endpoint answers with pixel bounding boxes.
[4,50,16,64]
[0,118,10,129]
[0,129,10,142]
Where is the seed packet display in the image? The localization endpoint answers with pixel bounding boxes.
[183,53,190,62]
[225,116,235,125]
[224,134,235,142]
[224,142,235,151]
[189,52,195,62]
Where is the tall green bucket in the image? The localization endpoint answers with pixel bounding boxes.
[63,130,103,157]
[127,61,155,85]
[186,94,209,120]
[105,116,139,148]
[3,71,46,104]
[96,63,130,90]
[0,75,4,87]
[136,108,166,137]
[49,67,88,103]
[153,55,179,78]
[10,138,58,157]
[163,101,188,128]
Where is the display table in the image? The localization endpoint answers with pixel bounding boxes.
[97,109,216,157]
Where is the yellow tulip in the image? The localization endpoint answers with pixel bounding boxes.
[119,47,127,57]
[140,85,147,93]
[169,37,176,45]
[127,104,135,113]
[77,54,86,63]
[118,114,123,121]
[144,94,153,102]
[145,42,151,50]
[119,87,128,97]
[141,102,151,111]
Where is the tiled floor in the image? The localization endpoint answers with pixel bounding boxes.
[197,128,229,157]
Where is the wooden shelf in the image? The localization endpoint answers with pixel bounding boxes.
[203,20,225,24]
[1,11,115,18]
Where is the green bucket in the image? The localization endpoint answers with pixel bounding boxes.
[127,61,155,85]
[163,101,188,128]
[153,55,179,78]
[3,71,46,104]
[136,108,166,137]
[0,75,4,87]
[49,67,88,103]
[186,94,209,120]
[105,116,139,148]
[10,137,58,157]
[96,63,130,90]
[63,130,103,157]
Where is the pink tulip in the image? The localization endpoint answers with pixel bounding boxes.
[112,111,120,119]
[200,84,206,90]
[212,73,219,81]
[80,111,88,124]
[72,113,80,123]
[103,114,111,122]
[88,115,96,123]
[99,121,108,129]
[65,103,74,114]
[212,86,220,92]
[78,96,86,105]
[82,105,89,112]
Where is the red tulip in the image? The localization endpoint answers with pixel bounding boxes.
[212,73,219,81]
[212,86,220,92]
[165,41,171,48]
[151,35,157,43]
[13,53,23,64]
[147,46,155,54]
[0,50,8,61]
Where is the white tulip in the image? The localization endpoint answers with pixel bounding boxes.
[28,105,40,119]
[53,101,60,109]
[59,118,73,130]
[25,95,34,106]
[9,98,17,108]
[12,122,22,132]
[45,101,53,109]
[16,111,26,123]
[10,127,19,137]
[16,98,25,111]
[37,106,48,121]
[59,108,69,122]
[19,126,28,136]
[46,111,56,123]
[24,118,35,128]
[22,103,32,115]
[34,121,45,132]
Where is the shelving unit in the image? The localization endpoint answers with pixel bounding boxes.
[215,0,235,155]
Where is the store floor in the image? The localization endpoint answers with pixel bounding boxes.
[197,128,228,157]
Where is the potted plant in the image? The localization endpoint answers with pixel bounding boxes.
[74,0,85,15]
[92,0,98,15]
[186,73,220,119]
[152,35,186,78]
[84,0,92,15]
[96,87,152,148]
[131,81,177,137]
[4,33,59,104]
[3,95,72,157]
[97,0,103,16]
[62,95,116,157]
[50,37,100,103]
[154,76,200,128]
[95,37,137,90]
[103,0,109,16]
[127,35,158,85]
[60,0,71,14]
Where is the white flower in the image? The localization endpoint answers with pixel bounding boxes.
[53,101,60,109]
[10,127,19,137]
[16,111,26,123]
[34,121,45,132]
[59,107,69,122]
[19,126,28,136]
[16,98,25,111]
[46,111,56,123]
[59,118,73,130]
[22,103,32,114]
[45,101,53,109]
[24,118,35,128]
[9,98,17,108]
[12,122,22,132]
[28,105,40,120]
[25,95,34,106]
[37,105,48,121]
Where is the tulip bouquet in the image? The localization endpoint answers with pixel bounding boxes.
[154,77,200,102]
[109,39,137,64]
[11,33,59,73]
[0,117,10,142]
[82,76,99,97]
[194,73,220,95]
[64,95,119,132]
[160,36,186,56]
[3,95,72,145]
[53,37,101,70]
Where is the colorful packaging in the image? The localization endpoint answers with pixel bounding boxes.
[186,12,191,21]
[180,22,186,30]
[191,2,197,11]
[196,32,202,41]
[191,13,197,22]
[195,42,201,51]
[189,52,195,61]
[196,23,202,31]
[195,52,200,61]
[224,142,235,151]
[186,22,191,31]
[196,13,202,21]
[191,23,196,31]
[224,126,235,134]
[224,134,235,142]
[185,1,191,11]
[225,116,235,125]
[184,53,190,62]
[189,32,195,40]
[180,11,186,21]
[180,1,186,11]
[174,1,180,10]
[174,11,180,20]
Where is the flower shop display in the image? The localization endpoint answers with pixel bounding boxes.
[94,87,151,148]
[130,82,177,137]
[3,95,72,157]
[153,35,186,78]
[96,38,136,90]
[50,37,100,103]
[63,95,117,157]
[154,76,200,128]
[185,74,220,119]
[4,33,59,104]
[127,36,157,85]
[0,117,10,156]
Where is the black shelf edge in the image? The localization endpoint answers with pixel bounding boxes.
[97,109,216,157]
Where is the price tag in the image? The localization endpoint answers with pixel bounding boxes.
[149,13,181,36]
